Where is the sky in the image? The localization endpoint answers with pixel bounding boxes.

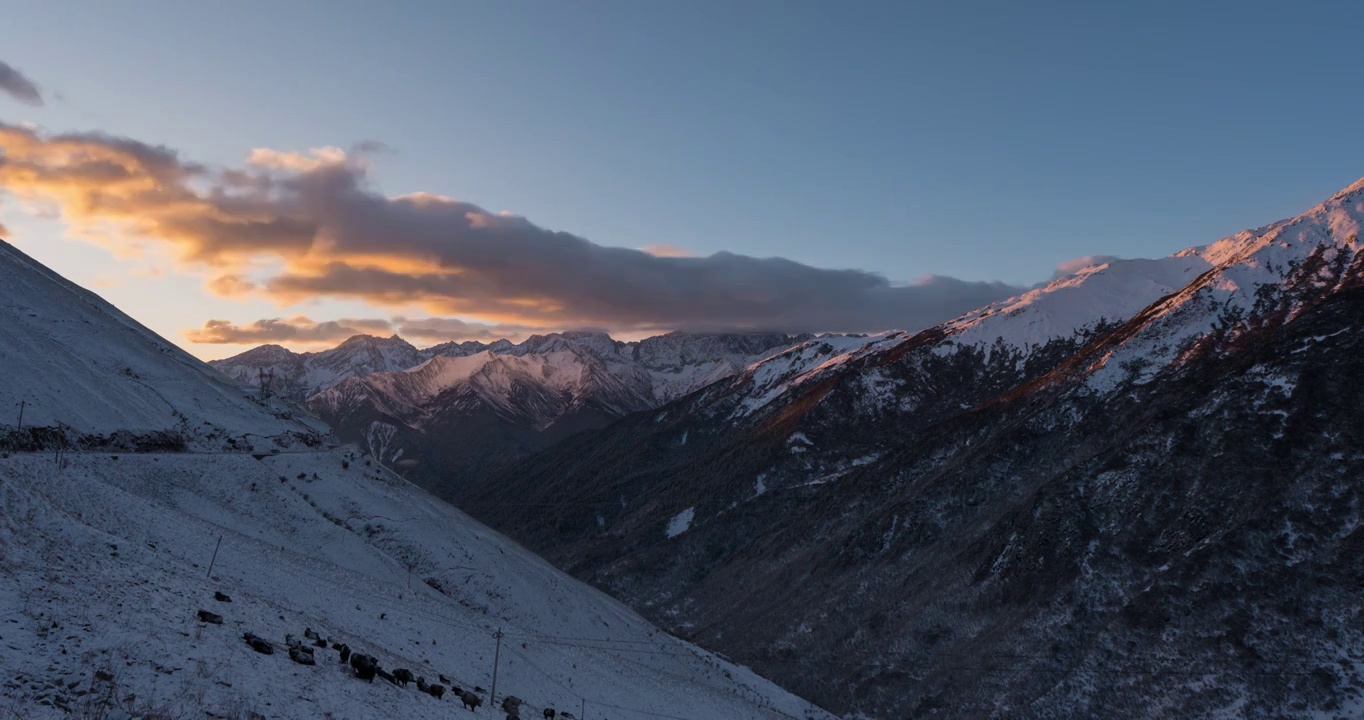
[1,0,1362,360]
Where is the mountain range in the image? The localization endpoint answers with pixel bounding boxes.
[211,330,814,496]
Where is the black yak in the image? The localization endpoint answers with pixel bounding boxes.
[459,690,483,710]
[242,632,273,655]
[289,646,316,665]
[350,653,377,682]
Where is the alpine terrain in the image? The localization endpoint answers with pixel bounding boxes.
[0,237,829,720]
[468,180,1364,718]
[212,331,811,497]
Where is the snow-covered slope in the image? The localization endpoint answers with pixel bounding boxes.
[0,450,828,720]
[0,239,324,447]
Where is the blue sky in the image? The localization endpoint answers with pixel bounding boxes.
[2,0,1362,358]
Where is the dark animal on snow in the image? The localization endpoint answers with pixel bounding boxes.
[312,637,327,648]
[458,690,483,710]
[502,696,522,713]
[350,653,377,682]
[243,632,273,655]
[304,627,320,641]
[377,668,397,685]
[337,644,351,663]
[416,676,428,693]
[392,668,414,687]
[439,674,452,685]
[213,591,232,602]
[196,610,223,625]
[545,709,557,719]
[427,683,446,699]
[289,646,316,665]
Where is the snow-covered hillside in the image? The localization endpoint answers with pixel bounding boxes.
[0,450,827,720]
[0,237,827,719]
[0,240,323,447]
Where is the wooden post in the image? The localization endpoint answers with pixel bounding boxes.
[15,401,25,432]
[581,698,586,719]
[206,535,223,578]
[489,627,503,707]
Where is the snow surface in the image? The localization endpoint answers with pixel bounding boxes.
[0,450,827,720]
[666,507,696,539]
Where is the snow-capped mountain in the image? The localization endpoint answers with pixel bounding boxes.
[213,330,809,498]
[211,334,425,401]
[471,179,1364,719]
[0,237,828,719]
[211,330,807,404]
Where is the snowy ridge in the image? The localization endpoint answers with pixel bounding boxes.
[1084,178,1364,390]
[0,239,324,445]
[939,255,1211,354]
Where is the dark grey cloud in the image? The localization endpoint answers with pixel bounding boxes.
[0,61,44,106]
[186,317,394,344]
[2,120,1030,335]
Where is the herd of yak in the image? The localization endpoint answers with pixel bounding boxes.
[200,591,571,718]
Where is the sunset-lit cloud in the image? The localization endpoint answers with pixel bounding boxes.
[0,119,1026,335]
[642,245,693,257]
[185,316,395,345]
[206,274,257,297]
[185,315,551,345]
[0,61,43,106]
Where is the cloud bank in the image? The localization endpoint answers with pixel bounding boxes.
[186,316,547,345]
[0,62,43,106]
[0,119,1028,338]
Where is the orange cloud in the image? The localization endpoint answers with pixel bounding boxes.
[207,274,257,297]
[0,120,1024,335]
[642,244,693,257]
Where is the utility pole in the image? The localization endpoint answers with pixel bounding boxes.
[581,698,586,719]
[15,401,25,432]
[489,627,503,707]
[206,535,223,578]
